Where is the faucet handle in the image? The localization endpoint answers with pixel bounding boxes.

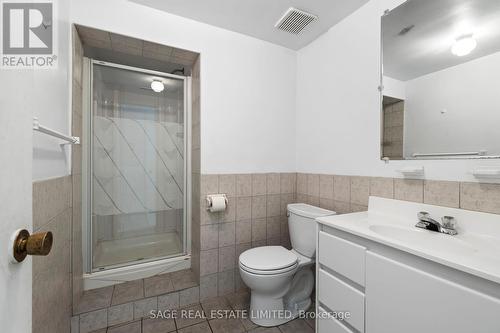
[441,216,457,229]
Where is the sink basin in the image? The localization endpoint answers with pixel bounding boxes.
[369,224,477,256]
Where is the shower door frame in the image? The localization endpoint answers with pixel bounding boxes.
[83,59,192,276]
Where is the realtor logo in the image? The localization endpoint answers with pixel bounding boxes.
[1,1,57,68]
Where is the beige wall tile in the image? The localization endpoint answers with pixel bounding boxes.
[297,173,307,194]
[199,274,218,301]
[370,177,394,199]
[235,220,251,244]
[252,174,267,195]
[236,196,252,221]
[319,198,335,211]
[394,179,423,203]
[79,309,108,333]
[218,222,235,247]
[134,297,158,319]
[424,180,459,208]
[251,195,267,219]
[351,176,370,206]
[217,270,235,296]
[201,175,218,195]
[218,246,235,272]
[143,274,174,298]
[251,218,267,241]
[221,197,235,222]
[236,174,252,196]
[333,201,350,214]
[296,193,308,204]
[200,224,219,250]
[33,175,72,230]
[319,175,334,200]
[307,174,320,197]
[107,303,133,327]
[280,193,296,216]
[200,249,218,276]
[280,173,296,194]
[350,204,368,213]
[218,174,236,197]
[267,173,281,194]
[266,216,281,239]
[460,182,500,214]
[112,280,144,305]
[333,176,351,202]
[266,194,281,217]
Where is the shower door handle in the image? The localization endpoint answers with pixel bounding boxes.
[11,229,53,263]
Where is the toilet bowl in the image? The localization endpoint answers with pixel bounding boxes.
[238,203,335,327]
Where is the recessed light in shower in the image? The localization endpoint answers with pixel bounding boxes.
[150,80,165,92]
[451,35,477,57]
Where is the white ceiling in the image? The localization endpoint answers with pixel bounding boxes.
[383,0,500,81]
[130,0,369,50]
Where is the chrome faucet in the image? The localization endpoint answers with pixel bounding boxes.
[416,212,458,235]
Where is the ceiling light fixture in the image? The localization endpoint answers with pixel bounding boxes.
[150,80,165,92]
[451,35,477,57]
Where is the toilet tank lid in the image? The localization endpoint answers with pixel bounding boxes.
[287,203,336,219]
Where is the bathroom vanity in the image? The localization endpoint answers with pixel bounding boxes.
[315,197,500,333]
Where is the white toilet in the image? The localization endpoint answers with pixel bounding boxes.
[239,203,335,327]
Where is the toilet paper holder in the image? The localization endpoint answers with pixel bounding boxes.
[205,194,228,211]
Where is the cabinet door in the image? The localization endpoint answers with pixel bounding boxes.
[365,251,500,333]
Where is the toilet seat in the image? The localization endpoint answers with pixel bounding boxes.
[239,246,298,275]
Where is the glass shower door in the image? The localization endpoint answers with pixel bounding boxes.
[90,61,186,271]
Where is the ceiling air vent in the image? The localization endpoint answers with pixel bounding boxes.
[275,7,317,35]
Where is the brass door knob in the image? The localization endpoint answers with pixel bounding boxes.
[12,229,53,262]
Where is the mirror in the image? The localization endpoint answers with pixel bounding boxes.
[381,0,500,160]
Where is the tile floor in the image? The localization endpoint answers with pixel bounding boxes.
[83,290,315,333]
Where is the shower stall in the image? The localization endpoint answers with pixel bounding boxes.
[82,60,191,288]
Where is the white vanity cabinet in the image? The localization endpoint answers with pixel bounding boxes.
[316,224,500,333]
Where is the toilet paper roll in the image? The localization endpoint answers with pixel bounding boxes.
[209,195,227,212]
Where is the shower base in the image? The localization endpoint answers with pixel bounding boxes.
[84,232,190,290]
[93,231,182,268]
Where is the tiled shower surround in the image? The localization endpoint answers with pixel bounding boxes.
[66,172,500,332]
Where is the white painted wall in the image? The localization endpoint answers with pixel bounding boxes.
[296,0,500,182]
[70,0,297,174]
[32,0,72,180]
[404,51,500,157]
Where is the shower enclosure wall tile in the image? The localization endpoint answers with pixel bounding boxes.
[144,273,175,297]
[79,308,108,333]
[252,174,267,195]
[112,280,144,305]
[133,297,158,319]
[107,302,134,327]
[171,269,198,291]
[158,291,180,311]
[179,286,200,307]
[33,176,72,230]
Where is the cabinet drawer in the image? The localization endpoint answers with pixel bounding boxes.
[317,307,354,333]
[318,231,366,286]
[318,269,365,333]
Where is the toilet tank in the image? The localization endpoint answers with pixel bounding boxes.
[287,204,335,258]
